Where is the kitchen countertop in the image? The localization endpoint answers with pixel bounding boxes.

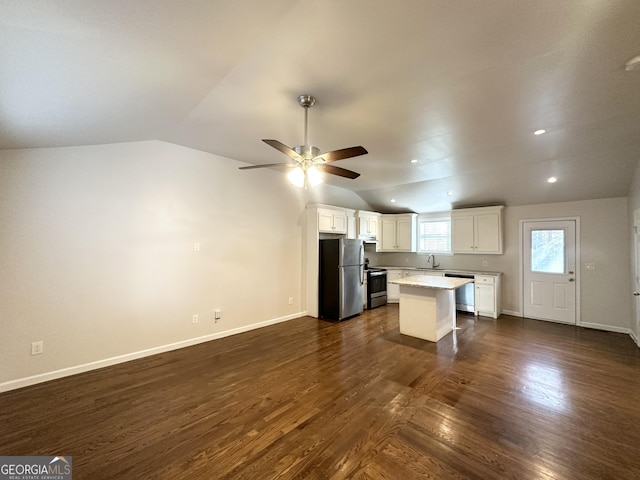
[375,266,503,276]
[389,275,475,290]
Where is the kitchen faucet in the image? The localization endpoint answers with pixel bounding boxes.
[427,254,440,269]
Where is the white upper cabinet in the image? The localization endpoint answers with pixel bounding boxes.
[356,210,381,240]
[379,214,417,252]
[318,208,348,234]
[451,206,504,254]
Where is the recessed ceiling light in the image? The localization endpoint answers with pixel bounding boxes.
[410,159,418,164]
[547,176,557,183]
[534,129,546,135]
[447,190,454,196]
[390,198,396,203]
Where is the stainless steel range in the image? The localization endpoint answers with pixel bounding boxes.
[366,267,387,309]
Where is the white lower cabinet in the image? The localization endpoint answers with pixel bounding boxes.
[386,270,403,303]
[385,269,501,316]
[475,274,501,319]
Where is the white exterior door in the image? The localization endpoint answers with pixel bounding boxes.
[633,210,640,341]
[523,220,577,324]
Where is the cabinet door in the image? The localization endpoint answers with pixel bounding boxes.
[396,217,413,250]
[475,275,496,316]
[318,210,335,232]
[369,217,379,238]
[347,215,356,239]
[451,215,475,253]
[474,213,501,253]
[380,219,398,251]
[387,270,402,302]
[475,284,495,316]
[358,217,369,236]
[332,211,347,234]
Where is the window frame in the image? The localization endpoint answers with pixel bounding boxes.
[416,213,452,255]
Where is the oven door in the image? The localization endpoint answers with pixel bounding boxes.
[367,271,388,309]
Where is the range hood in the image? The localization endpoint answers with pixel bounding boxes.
[358,234,378,243]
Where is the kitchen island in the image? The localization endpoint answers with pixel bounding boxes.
[389,275,475,342]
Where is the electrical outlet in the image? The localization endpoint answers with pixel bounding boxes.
[193,242,200,252]
[288,297,293,305]
[214,309,221,322]
[31,341,44,355]
[192,314,199,324]
[482,260,488,267]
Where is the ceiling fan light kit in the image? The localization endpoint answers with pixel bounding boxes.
[625,55,640,72]
[288,165,323,188]
[239,95,367,188]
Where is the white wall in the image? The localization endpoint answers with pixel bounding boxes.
[369,197,632,333]
[0,140,369,390]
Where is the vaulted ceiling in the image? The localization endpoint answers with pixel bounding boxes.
[2,1,640,212]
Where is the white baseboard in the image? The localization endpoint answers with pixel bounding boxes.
[0,311,306,393]
[579,322,630,335]
[496,311,639,346]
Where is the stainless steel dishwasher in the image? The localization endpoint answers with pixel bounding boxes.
[444,272,475,313]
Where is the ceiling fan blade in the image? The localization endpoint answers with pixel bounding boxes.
[316,146,368,163]
[317,164,361,179]
[262,139,304,161]
[239,163,295,170]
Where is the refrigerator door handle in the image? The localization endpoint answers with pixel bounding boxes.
[359,244,364,285]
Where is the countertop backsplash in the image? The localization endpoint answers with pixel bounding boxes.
[365,247,503,275]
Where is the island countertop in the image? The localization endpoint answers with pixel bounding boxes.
[389,275,474,290]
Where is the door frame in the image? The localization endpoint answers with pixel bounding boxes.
[632,209,640,346]
[519,217,581,325]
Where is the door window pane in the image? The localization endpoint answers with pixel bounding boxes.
[531,229,565,273]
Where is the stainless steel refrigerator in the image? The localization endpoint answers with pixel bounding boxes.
[319,238,365,321]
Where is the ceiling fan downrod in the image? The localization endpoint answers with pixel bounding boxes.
[298,95,315,148]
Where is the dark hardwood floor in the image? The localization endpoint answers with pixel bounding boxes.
[2,306,640,479]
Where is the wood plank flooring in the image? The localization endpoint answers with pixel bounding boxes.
[2,306,640,479]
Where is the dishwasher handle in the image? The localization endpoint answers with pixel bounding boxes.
[444,273,475,279]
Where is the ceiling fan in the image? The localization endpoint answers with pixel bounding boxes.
[239,95,368,188]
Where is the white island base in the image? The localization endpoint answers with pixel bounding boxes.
[398,286,456,342]
[390,275,475,342]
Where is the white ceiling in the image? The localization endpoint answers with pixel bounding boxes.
[2,0,640,213]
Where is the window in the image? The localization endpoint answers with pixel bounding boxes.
[530,229,565,273]
[418,215,451,253]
